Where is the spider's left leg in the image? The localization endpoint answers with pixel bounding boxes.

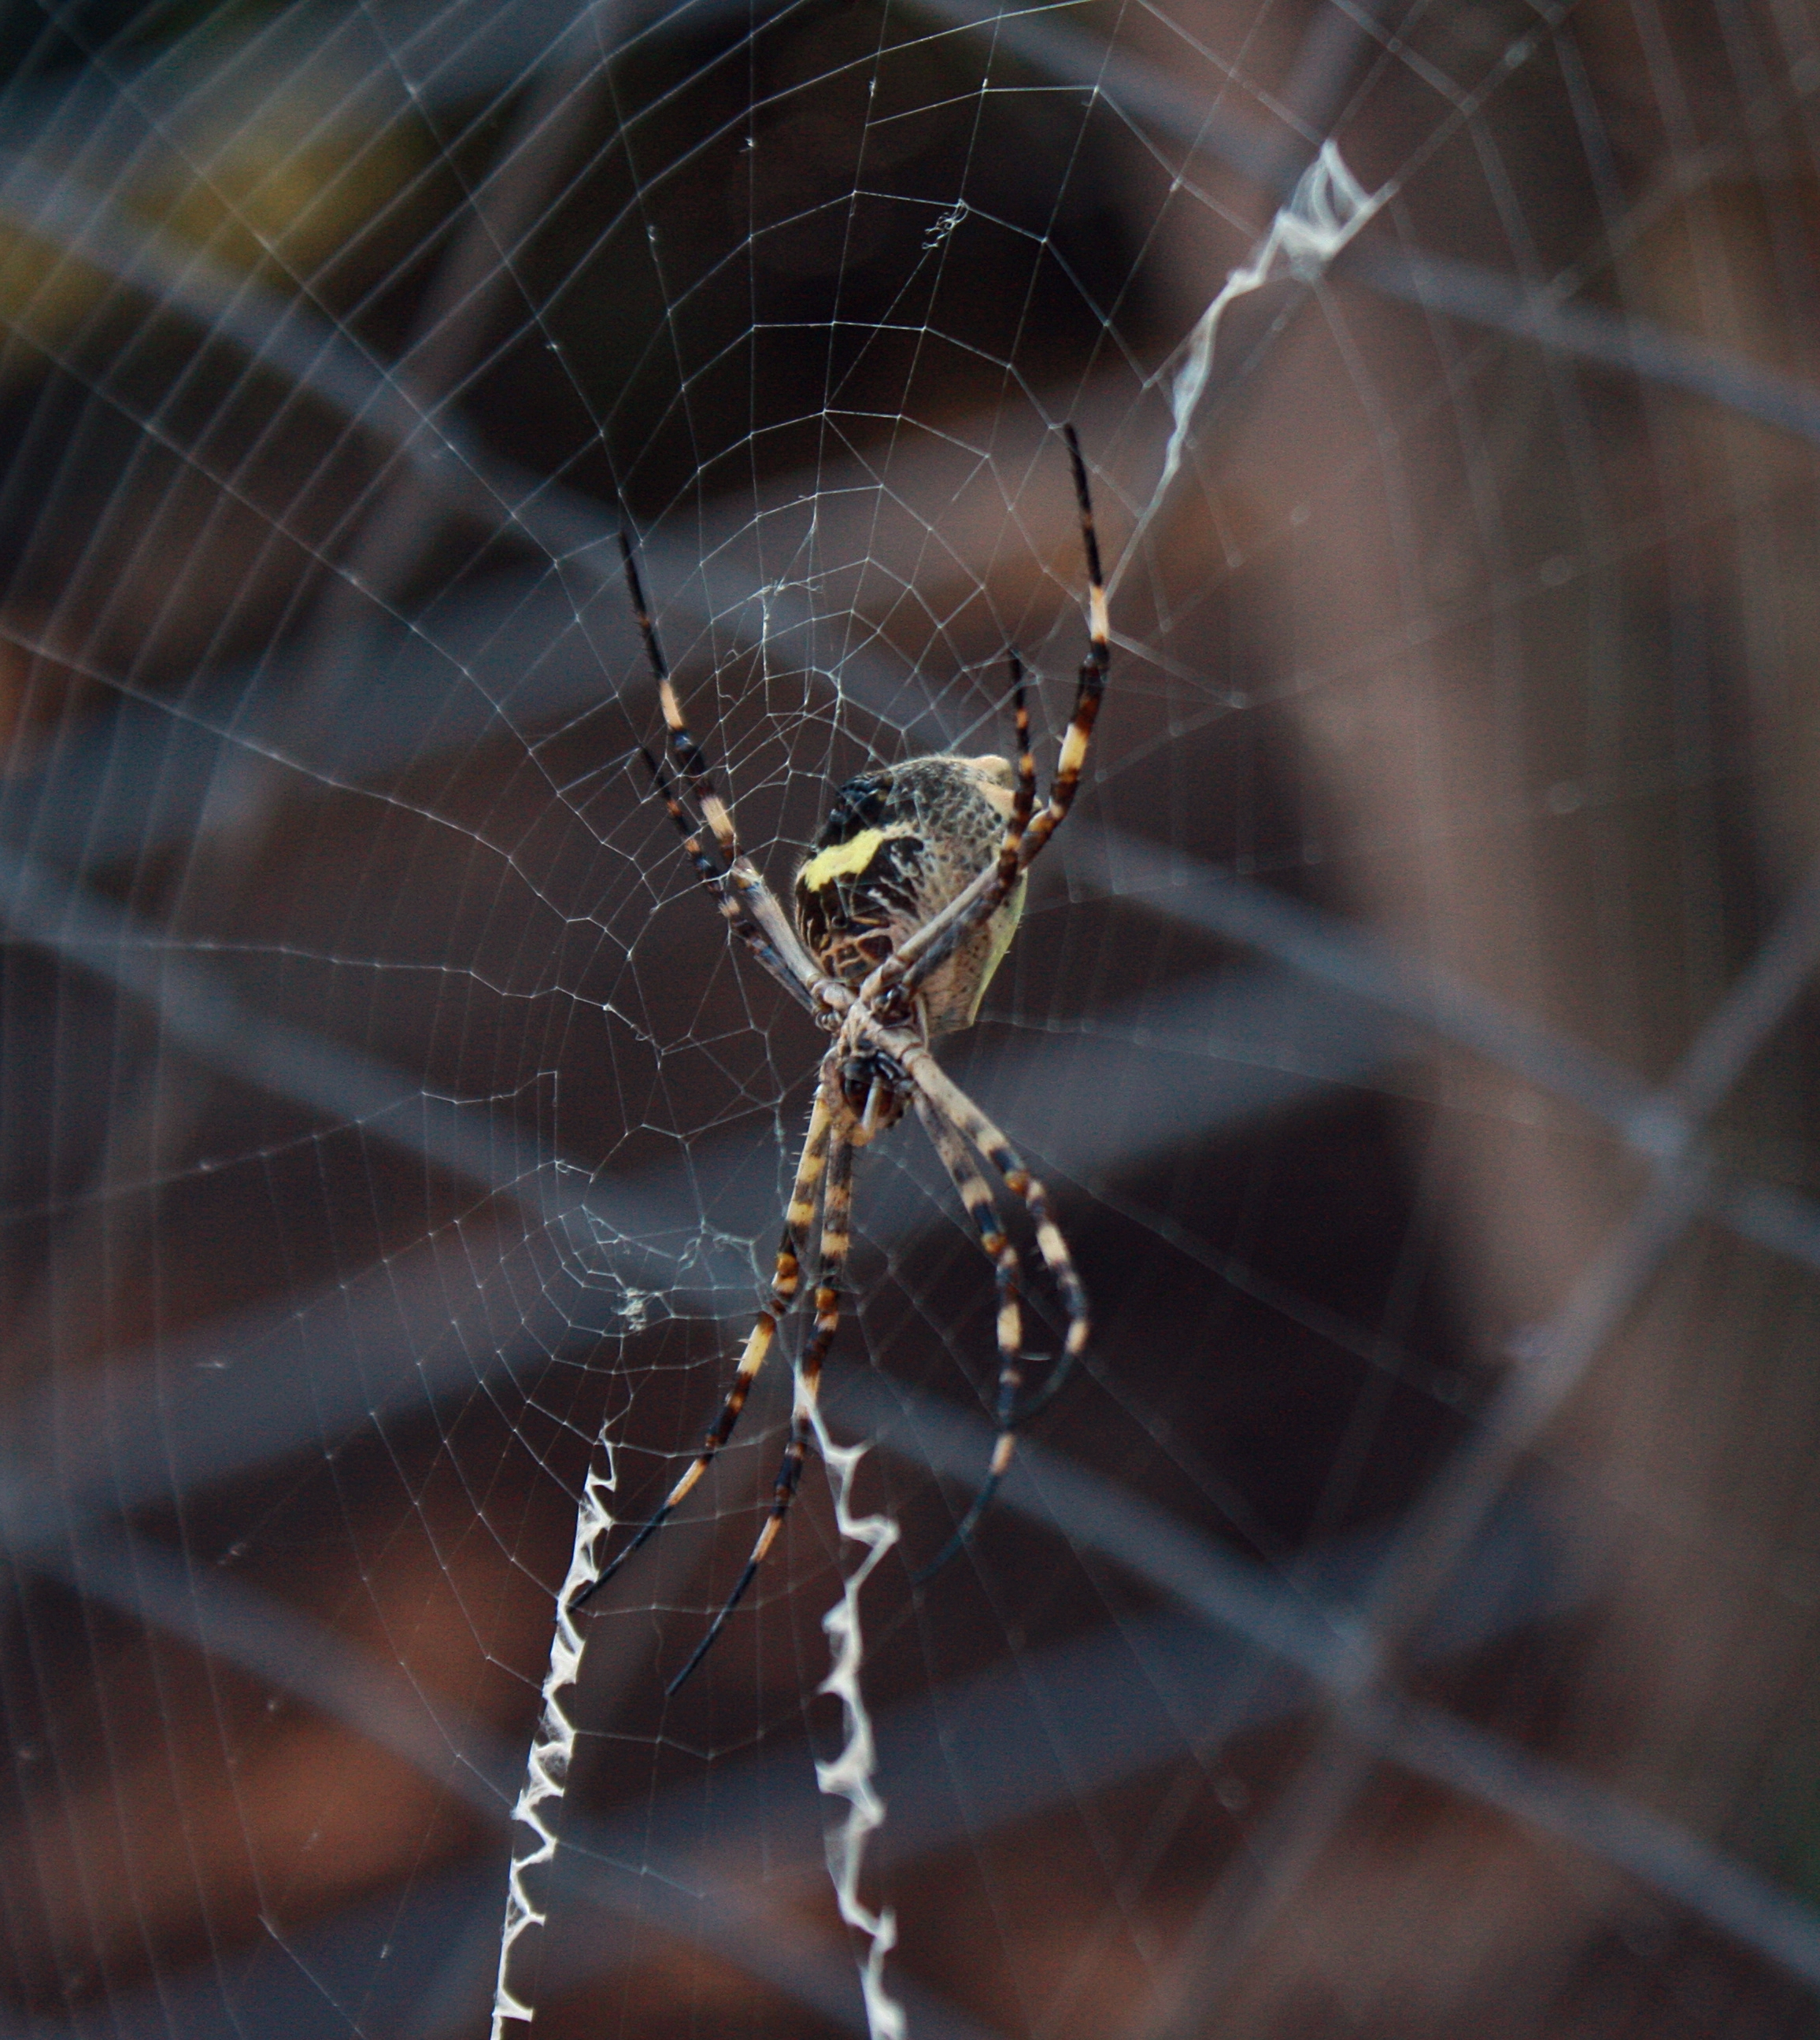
[620,537,833,1004]
[574,1092,832,1610]
[665,1126,856,1693]
[903,1048,1089,1567]
[618,534,738,868]
[908,1091,1032,1583]
[644,743,822,1014]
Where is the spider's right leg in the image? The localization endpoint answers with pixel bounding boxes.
[664,1122,856,1693]
[1017,423,1109,870]
[575,1091,832,1609]
[886,431,1104,993]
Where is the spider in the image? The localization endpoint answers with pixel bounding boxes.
[583,427,1108,1692]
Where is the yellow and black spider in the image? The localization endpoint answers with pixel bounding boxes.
[586,427,1108,1691]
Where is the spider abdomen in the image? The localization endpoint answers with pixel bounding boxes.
[794,754,1027,1035]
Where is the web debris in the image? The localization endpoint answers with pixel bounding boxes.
[808,1390,906,2040]
[490,1457,617,2036]
[923,200,969,250]
[1123,140,1385,576]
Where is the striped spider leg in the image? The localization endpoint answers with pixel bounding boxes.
[571,1093,832,1631]
[899,1041,1091,1580]
[594,427,1110,1687]
[620,533,847,1019]
[658,1125,856,1695]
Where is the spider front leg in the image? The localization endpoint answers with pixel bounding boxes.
[622,534,838,1012]
[574,1092,833,1613]
[884,423,1108,1003]
[620,531,738,870]
[664,1125,856,1693]
[1015,423,1110,870]
[643,742,819,1008]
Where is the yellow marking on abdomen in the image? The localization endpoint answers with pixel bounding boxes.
[1089,586,1110,646]
[797,825,908,892]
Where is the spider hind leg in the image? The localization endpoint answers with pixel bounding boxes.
[664,1131,856,1693]
[573,1095,830,1617]
[908,1092,1032,1586]
[904,1049,1090,1584]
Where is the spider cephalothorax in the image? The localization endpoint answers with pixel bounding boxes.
[586,427,1108,1691]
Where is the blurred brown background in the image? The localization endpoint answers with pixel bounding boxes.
[4,0,1820,2035]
